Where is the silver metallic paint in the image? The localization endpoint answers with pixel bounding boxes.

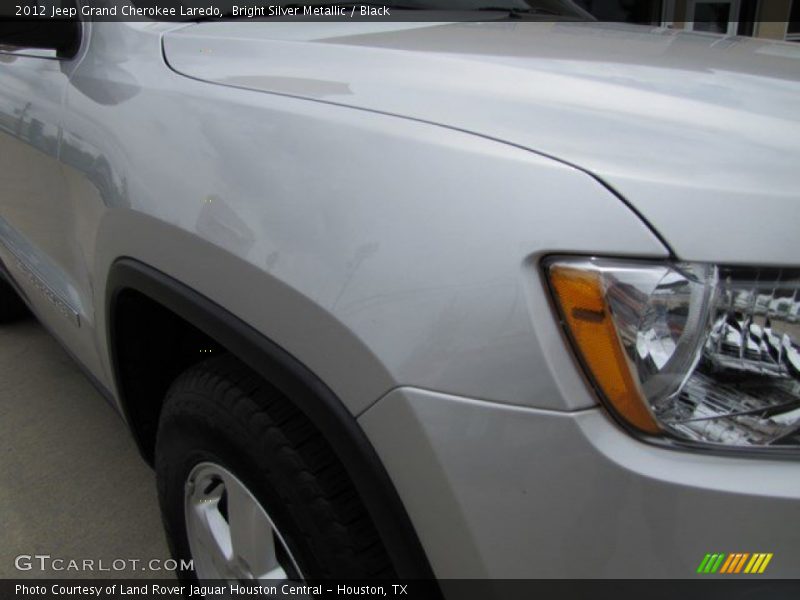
[2,17,798,579]
[3,21,669,414]
[165,20,800,265]
[359,387,800,578]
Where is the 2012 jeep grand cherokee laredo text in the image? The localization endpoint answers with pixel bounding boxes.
[1,3,799,585]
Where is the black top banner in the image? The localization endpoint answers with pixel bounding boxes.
[0,0,791,24]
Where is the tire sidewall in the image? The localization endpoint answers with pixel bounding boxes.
[156,409,315,582]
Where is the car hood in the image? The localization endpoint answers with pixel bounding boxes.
[164,21,800,265]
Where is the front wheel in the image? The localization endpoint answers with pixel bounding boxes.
[183,460,302,581]
[155,355,394,582]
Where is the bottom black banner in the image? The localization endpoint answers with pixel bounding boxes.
[3,579,800,600]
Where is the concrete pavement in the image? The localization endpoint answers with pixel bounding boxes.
[0,317,171,579]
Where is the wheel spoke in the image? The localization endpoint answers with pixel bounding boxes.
[189,481,235,578]
[185,463,302,582]
[223,472,287,581]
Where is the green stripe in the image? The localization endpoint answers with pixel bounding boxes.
[710,553,726,573]
[697,554,712,573]
[704,554,719,573]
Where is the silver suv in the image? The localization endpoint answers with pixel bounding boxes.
[1,5,799,583]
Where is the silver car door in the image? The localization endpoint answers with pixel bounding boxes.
[0,11,97,367]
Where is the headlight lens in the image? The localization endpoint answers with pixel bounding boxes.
[546,257,800,449]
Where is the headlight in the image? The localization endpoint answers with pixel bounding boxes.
[545,257,800,450]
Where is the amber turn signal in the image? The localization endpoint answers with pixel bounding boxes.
[548,264,661,434]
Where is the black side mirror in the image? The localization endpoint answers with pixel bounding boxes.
[0,20,81,59]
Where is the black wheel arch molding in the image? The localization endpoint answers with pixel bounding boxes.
[105,257,437,582]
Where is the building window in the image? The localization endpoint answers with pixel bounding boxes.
[685,0,740,34]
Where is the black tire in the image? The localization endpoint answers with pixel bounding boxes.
[155,354,395,580]
[0,277,29,323]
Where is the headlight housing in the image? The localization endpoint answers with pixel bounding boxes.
[545,257,800,450]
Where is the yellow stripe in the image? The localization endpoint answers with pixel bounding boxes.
[758,553,773,574]
[734,553,749,573]
[720,553,736,574]
[744,554,761,574]
[750,554,767,574]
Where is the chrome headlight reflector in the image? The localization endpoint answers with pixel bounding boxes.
[546,257,800,450]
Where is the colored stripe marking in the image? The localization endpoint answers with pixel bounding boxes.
[728,553,742,574]
[735,553,749,573]
[697,554,712,574]
[710,554,725,573]
[758,554,773,574]
[744,554,760,574]
[704,554,719,573]
[749,554,766,574]
[719,553,736,574]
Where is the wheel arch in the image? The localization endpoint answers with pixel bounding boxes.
[106,257,437,581]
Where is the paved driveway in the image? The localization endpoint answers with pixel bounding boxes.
[0,318,171,579]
